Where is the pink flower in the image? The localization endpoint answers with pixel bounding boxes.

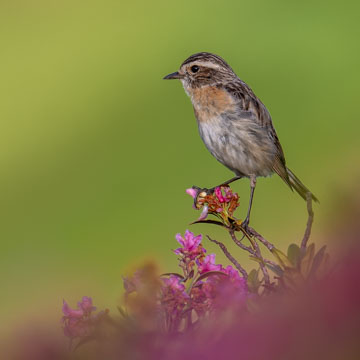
[78,296,96,314]
[62,297,99,339]
[162,275,186,293]
[161,275,189,318]
[215,186,234,203]
[224,265,247,291]
[62,300,83,319]
[215,187,226,203]
[197,254,222,274]
[174,230,205,259]
[186,188,197,199]
[186,188,199,210]
[198,204,209,220]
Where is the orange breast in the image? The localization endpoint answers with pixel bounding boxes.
[190,86,236,123]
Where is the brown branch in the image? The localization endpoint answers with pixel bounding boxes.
[229,229,270,286]
[264,259,278,267]
[229,229,255,255]
[301,192,314,251]
[206,235,248,279]
[250,236,271,287]
[248,227,275,252]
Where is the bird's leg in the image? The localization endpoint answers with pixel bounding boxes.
[242,175,257,232]
[216,176,242,189]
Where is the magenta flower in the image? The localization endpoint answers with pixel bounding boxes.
[162,275,186,293]
[161,275,189,320]
[215,186,234,203]
[174,230,205,259]
[197,254,222,274]
[215,187,226,203]
[223,265,248,291]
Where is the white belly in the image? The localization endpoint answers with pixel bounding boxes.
[198,116,276,177]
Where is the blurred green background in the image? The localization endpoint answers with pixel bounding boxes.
[1,0,359,334]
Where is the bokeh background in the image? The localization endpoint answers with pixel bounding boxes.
[1,0,359,336]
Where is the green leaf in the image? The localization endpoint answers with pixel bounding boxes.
[117,306,128,318]
[271,248,293,269]
[190,219,225,227]
[287,243,301,267]
[247,269,261,293]
[249,255,264,264]
[265,263,284,277]
[160,273,184,280]
[282,267,304,291]
[300,243,315,277]
[309,245,327,278]
[196,271,228,283]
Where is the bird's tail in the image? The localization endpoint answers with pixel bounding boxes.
[286,167,319,203]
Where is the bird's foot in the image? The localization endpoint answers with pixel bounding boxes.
[241,217,250,234]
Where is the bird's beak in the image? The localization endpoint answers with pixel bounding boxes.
[163,71,182,80]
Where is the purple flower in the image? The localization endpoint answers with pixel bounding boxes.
[174,230,205,259]
[197,254,222,274]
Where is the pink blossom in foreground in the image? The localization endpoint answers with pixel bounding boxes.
[174,230,205,259]
[161,275,189,320]
[162,275,186,293]
[78,296,96,314]
[62,300,89,338]
[62,300,83,319]
[196,254,222,274]
[223,265,248,293]
[62,297,101,339]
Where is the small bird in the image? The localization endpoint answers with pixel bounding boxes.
[164,52,318,229]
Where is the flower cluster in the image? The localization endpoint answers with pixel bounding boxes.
[48,175,350,360]
[187,185,240,225]
[174,230,206,279]
[159,230,247,330]
[62,296,107,339]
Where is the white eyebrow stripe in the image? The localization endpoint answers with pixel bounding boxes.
[182,61,222,71]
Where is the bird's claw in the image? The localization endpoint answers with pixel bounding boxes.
[241,217,250,234]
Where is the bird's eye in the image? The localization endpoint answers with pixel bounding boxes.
[190,65,199,73]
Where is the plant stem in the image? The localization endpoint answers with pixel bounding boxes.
[301,192,314,251]
[206,235,248,279]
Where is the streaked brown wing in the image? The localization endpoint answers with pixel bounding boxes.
[225,79,292,189]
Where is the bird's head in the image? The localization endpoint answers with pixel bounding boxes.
[163,52,236,94]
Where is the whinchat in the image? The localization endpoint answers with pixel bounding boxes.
[164,52,318,229]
